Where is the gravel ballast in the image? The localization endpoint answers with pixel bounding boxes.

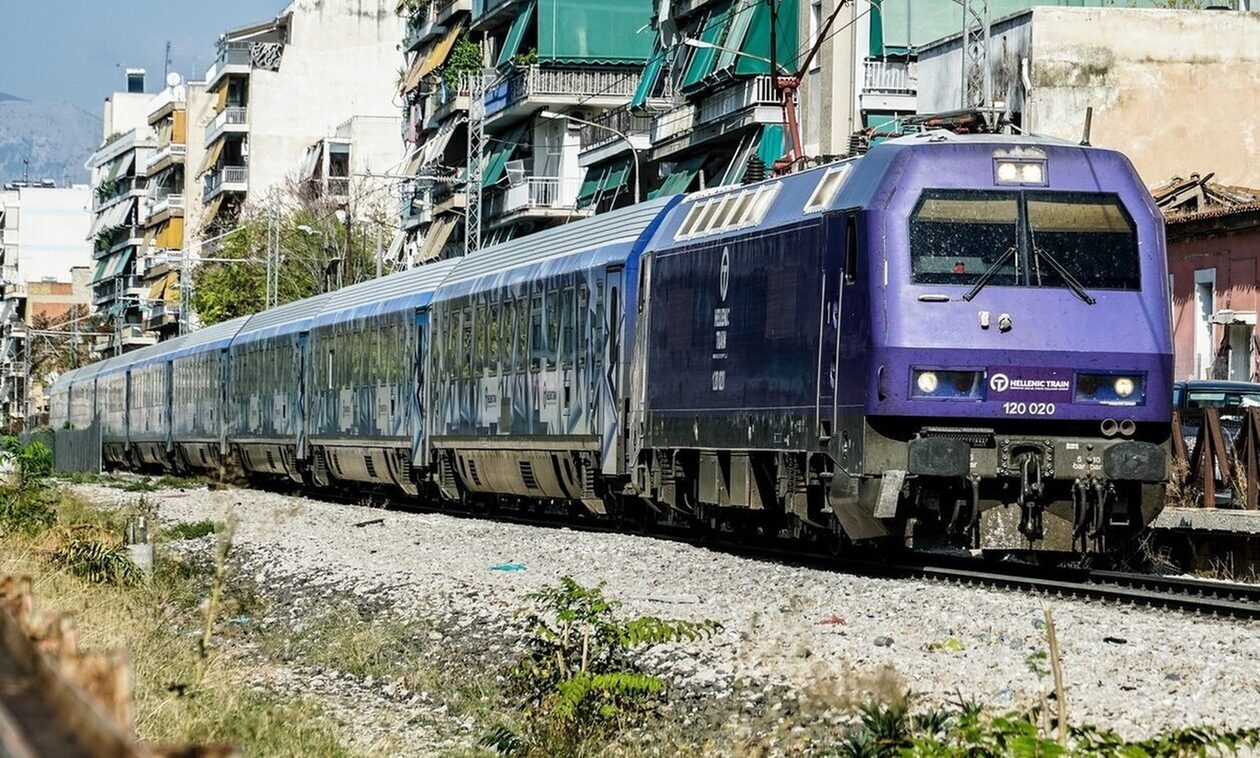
[72,482,1260,751]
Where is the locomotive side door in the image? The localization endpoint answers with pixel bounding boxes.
[411,307,430,468]
[817,214,846,442]
[600,264,624,475]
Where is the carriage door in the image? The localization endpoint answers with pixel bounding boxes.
[817,214,848,441]
[600,264,625,474]
[295,332,309,460]
[411,308,429,468]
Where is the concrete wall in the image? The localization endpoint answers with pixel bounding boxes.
[1167,213,1260,381]
[917,7,1260,187]
[102,92,154,141]
[798,0,868,158]
[246,0,404,206]
[183,82,213,236]
[6,185,92,284]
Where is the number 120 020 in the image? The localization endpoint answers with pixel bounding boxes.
[1003,401,1056,416]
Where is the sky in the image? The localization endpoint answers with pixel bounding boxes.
[0,0,290,112]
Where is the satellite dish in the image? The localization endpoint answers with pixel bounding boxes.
[166,72,182,88]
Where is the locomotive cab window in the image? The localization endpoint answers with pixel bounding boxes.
[909,190,1139,292]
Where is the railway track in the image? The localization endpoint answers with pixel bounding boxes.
[253,479,1260,621]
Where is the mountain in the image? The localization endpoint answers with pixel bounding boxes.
[0,94,100,186]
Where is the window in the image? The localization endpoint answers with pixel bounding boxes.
[844,214,858,285]
[461,306,473,378]
[561,287,575,368]
[674,183,782,241]
[804,164,851,213]
[808,1,823,71]
[577,284,589,368]
[545,289,559,369]
[489,301,502,373]
[475,301,487,375]
[909,190,1139,292]
[516,298,528,371]
[530,294,544,371]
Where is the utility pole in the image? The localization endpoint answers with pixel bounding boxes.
[961,0,991,111]
[466,70,488,257]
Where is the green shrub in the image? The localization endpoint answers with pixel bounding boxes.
[54,538,141,585]
[485,576,720,755]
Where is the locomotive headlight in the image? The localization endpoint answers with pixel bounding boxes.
[911,369,985,399]
[994,158,1048,186]
[916,370,939,394]
[1074,372,1146,405]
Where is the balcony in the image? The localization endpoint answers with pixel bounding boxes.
[119,324,157,349]
[436,0,472,24]
[486,65,642,124]
[93,176,145,211]
[144,302,181,331]
[489,176,590,226]
[650,77,782,161]
[471,0,524,31]
[578,106,654,167]
[149,193,185,220]
[428,74,474,128]
[145,142,187,173]
[204,106,249,147]
[399,184,431,229]
[861,59,917,111]
[143,252,179,277]
[203,166,248,202]
[204,42,251,89]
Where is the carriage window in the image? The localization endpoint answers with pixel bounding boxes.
[501,299,514,370]
[529,294,544,372]
[804,164,852,213]
[577,285,589,368]
[475,302,487,375]
[545,289,559,369]
[516,298,528,371]
[488,301,501,373]
[561,287,575,368]
[594,281,604,368]
[461,306,473,378]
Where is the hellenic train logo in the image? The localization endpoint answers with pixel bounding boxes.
[989,373,1010,393]
[719,247,730,302]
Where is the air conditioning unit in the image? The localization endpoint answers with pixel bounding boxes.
[505,159,526,188]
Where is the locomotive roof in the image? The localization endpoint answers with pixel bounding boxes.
[309,258,460,329]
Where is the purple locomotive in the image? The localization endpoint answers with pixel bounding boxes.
[632,131,1171,555]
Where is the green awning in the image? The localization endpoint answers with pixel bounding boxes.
[732,0,799,76]
[629,46,667,111]
[714,0,757,75]
[536,0,654,64]
[754,124,786,172]
[649,154,706,198]
[496,0,536,67]
[603,157,632,193]
[482,124,528,189]
[109,249,134,278]
[681,0,732,91]
[576,166,608,209]
[92,256,112,284]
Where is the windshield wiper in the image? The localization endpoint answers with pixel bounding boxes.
[1031,246,1097,305]
[961,245,1017,302]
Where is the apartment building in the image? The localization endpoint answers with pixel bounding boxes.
[86,69,158,355]
[0,182,92,427]
[396,0,654,264]
[199,1,404,241]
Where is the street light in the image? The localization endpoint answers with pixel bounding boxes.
[538,110,642,205]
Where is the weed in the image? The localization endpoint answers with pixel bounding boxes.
[164,520,222,541]
[54,537,140,585]
[485,576,720,756]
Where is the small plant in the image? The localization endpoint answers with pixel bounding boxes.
[54,537,141,585]
[164,520,222,541]
[485,576,720,755]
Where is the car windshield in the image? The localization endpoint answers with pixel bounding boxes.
[1185,390,1260,409]
[910,190,1140,292]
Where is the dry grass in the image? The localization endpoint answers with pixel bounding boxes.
[0,487,350,756]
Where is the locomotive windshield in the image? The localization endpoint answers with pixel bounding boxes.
[910,190,1139,294]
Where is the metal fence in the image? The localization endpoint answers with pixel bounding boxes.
[19,425,102,474]
[1172,407,1260,509]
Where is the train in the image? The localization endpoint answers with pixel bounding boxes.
[49,131,1173,556]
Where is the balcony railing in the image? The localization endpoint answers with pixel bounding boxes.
[145,142,187,171]
[206,107,248,145]
[578,106,654,151]
[863,59,917,94]
[93,176,143,211]
[487,65,641,117]
[697,76,777,125]
[149,193,184,217]
[203,166,248,200]
[504,176,582,213]
[651,104,697,144]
